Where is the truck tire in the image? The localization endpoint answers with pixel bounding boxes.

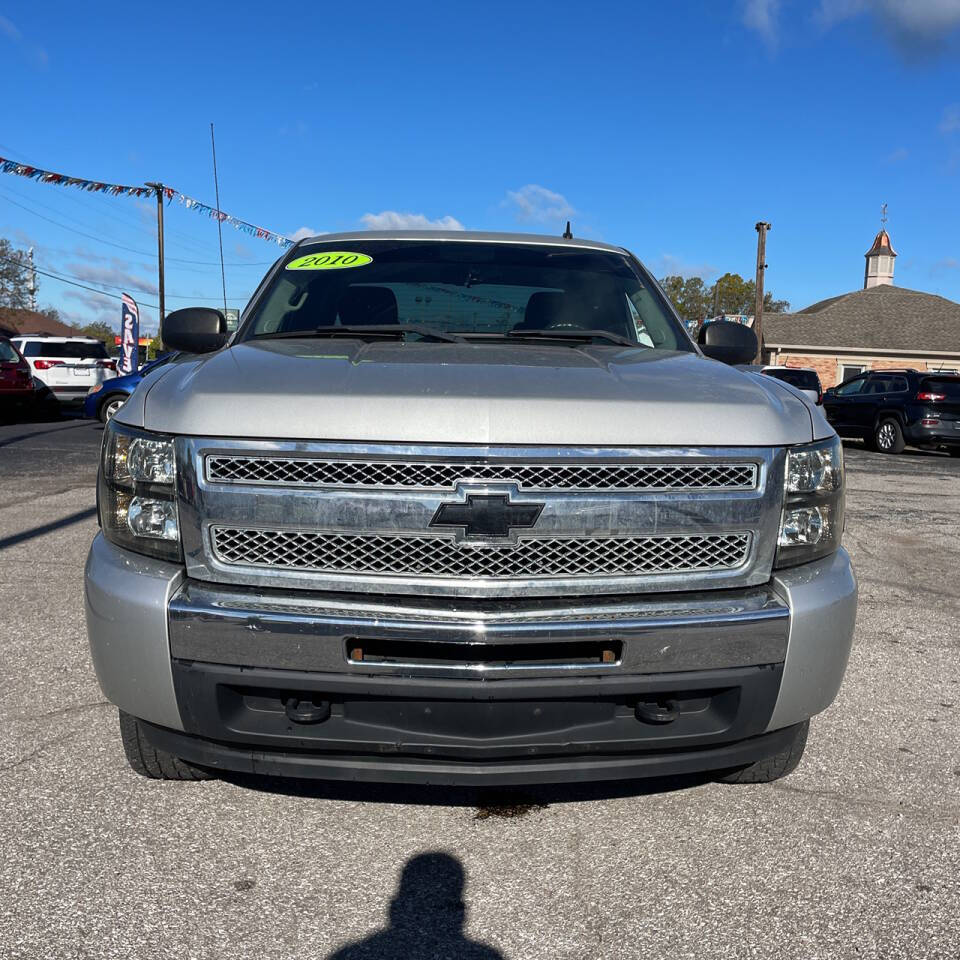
[717,720,809,784]
[118,711,212,781]
[874,417,905,454]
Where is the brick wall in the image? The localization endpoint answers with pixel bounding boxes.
[778,354,839,387]
[767,351,960,388]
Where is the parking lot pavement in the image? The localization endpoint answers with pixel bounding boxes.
[0,430,957,960]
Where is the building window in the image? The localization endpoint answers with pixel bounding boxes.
[840,364,866,383]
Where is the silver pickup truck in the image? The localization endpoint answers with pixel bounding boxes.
[85,231,857,786]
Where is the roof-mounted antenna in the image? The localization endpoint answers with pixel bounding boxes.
[562,220,573,239]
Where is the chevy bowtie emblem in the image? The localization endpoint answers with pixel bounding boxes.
[430,494,544,541]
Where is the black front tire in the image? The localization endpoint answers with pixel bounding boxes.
[874,417,905,454]
[118,711,212,780]
[98,394,127,423]
[948,448,960,458]
[717,720,809,784]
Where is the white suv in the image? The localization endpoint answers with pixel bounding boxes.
[10,335,117,406]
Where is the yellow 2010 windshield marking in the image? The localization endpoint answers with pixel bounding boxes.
[286,252,373,270]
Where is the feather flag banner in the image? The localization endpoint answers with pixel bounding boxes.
[0,155,293,248]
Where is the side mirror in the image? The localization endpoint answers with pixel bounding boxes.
[824,387,836,397]
[698,320,758,366]
[161,307,229,355]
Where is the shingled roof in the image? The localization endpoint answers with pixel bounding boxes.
[764,284,960,353]
[0,307,79,339]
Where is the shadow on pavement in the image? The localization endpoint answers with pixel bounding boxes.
[326,852,505,960]
[0,419,94,449]
[0,506,98,550]
[841,438,950,459]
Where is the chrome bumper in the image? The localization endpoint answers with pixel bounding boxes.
[168,580,790,678]
[85,534,857,736]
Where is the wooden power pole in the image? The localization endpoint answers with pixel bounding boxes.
[753,221,771,363]
[145,182,166,332]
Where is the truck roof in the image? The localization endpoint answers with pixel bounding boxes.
[293,229,630,255]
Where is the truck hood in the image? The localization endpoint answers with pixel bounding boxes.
[121,340,821,446]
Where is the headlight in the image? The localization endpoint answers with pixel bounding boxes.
[775,435,844,569]
[97,420,181,562]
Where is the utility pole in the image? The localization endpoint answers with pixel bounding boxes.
[145,182,166,333]
[753,221,771,363]
[26,247,37,311]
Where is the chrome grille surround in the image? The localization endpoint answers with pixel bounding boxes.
[177,439,786,599]
[211,529,752,579]
[206,455,758,492]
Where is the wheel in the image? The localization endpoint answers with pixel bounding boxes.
[717,720,809,784]
[99,394,127,423]
[874,417,905,454]
[118,711,212,780]
[948,448,960,458]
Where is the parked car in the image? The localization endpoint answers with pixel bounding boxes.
[822,369,960,455]
[740,365,822,404]
[0,336,36,419]
[10,335,117,408]
[84,353,178,423]
[85,230,856,788]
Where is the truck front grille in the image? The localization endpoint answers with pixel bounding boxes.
[211,528,752,579]
[206,456,758,492]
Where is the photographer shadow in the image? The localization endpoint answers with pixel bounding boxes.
[327,852,505,960]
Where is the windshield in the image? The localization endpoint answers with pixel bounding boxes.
[22,340,108,360]
[922,378,960,401]
[766,368,820,391]
[241,241,690,351]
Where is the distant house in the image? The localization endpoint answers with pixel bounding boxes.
[0,307,80,340]
[763,229,960,387]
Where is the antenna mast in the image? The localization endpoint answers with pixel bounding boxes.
[210,123,228,317]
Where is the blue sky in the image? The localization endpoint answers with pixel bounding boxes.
[1,1,959,334]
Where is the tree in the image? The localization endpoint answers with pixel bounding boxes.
[79,320,117,350]
[658,275,711,322]
[705,273,790,317]
[0,238,33,310]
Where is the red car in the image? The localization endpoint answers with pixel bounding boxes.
[0,337,36,418]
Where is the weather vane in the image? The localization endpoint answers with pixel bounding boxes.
[881,202,888,228]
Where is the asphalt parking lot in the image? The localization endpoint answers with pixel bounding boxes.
[1,419,958,960]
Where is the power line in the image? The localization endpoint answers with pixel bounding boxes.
[0,188,273,267]
[0,254,160,310]
[2,253,248,304]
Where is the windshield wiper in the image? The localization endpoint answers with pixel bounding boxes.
[251,325,464,343]
[505,328,643,348]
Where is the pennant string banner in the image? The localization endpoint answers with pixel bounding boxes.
[0,155,293,248]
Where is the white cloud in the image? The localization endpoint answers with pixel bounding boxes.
[0,13,48,67]
[742,0,781,47]
[817,0,960,55]
[0,15,22,40]
[940,104,960,133]
[290,226,320,242]
[503,185,575,225]
[65,261,158,297]
[650,254,719,281]
[359,211,465,231]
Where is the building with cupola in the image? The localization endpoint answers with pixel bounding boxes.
[763,224,960,387]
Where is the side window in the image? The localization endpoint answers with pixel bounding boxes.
[889,376,908,393]
[865,376,890,394]
[840,364,866,382]
[836,377,866,396]
[625,294,654,347]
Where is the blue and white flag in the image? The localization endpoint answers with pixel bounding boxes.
[119,294,139,375]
